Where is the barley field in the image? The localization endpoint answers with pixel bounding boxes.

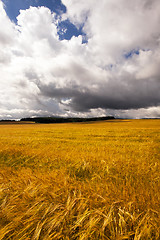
[0,119,159,240]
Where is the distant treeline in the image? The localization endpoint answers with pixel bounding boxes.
[0,120,16,122]
[20,116,115,123]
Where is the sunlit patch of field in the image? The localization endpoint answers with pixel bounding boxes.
[0,119,159,239]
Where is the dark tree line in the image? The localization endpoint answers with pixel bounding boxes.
[20,116,115,123]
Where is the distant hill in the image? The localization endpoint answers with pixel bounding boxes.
[20,116,115,123]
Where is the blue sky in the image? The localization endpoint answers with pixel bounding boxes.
[2,0,84,40]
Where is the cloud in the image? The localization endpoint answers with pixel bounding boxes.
[0,0,160,119]
[0,1,16,45]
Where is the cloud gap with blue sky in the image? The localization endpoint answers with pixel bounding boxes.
[0,0,160,119]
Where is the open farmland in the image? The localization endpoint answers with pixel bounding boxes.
[0,119,159,239]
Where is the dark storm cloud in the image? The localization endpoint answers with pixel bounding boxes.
[38,76,160,112]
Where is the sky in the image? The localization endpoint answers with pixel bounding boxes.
[0,0,160,119]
